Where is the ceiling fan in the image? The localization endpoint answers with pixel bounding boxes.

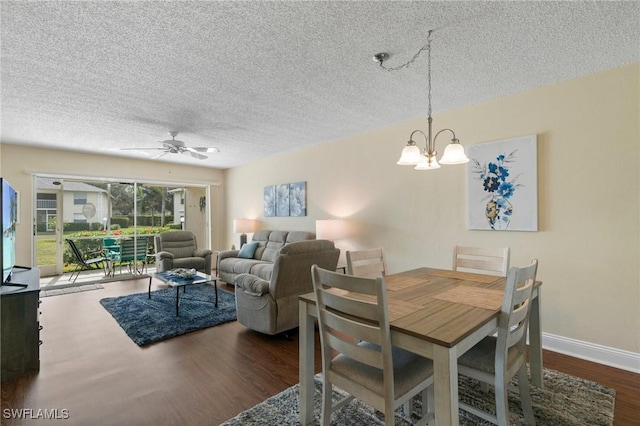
[121,131,219,160]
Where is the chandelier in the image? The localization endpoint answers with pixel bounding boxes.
[374,30,469,170]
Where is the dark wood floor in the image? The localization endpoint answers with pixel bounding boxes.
[2,278,638,425]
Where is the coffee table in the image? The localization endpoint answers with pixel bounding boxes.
[150,270,219,316]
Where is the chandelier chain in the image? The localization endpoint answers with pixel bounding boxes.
[427,32,432,118]
[377,30,434,72]
[376,31,434,117]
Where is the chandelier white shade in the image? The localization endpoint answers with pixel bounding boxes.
[414,154,440,170]
[439,142,469,165]
[396,144,422,165]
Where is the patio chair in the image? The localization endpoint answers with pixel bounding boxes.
[110,238,148,275]
[66,239,108,283]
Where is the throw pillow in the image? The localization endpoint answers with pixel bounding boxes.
[238,242,259,259]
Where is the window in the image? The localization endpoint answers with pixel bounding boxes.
[74,192,87,205]
[73,213,87,223]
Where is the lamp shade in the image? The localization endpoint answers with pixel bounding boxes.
[414,154,440,170]
[315,219,345,241]
[396,144,422,165]
[233,219,255,234]
[439,143,469,165]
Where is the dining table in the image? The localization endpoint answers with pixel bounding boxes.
[298,267,543,426]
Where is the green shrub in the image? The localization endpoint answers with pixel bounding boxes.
[111,216,129,228]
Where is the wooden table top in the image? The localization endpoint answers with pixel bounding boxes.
[300,267,539,348]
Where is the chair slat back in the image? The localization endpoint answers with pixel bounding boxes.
[119,239,148,262]
[346,248,387,278]
[312,265,393,376]
[499,259,538,351]
[66,239,88,266]
[454,245,510,277]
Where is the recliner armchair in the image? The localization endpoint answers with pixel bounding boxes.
[234,239,340,335]
[154,230,213,274]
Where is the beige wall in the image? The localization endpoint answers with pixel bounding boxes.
[224,63,640,355]
[0,146,226,264]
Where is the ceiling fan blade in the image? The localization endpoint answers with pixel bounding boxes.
[151,151,168,160]
[187,146,219,153]
[119,147,165,151]
[185,150,207,160]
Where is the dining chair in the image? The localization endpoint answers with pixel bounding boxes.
[311,265,434,426]
[453,245,510,276]
[346,247,387,278]
[457,258,539,425]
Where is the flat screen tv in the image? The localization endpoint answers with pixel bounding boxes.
[2,177,27,287]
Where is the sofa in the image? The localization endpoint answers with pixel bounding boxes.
[217,230,316,284]
[218,230,340,335]
[154,230,213,274]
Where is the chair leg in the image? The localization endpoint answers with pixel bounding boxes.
[423,385,434,424]
[69,265,81,283]
[384,397,395,426]
[403,401,410,417]
[321,379,332,426]
[517,365,536,425]
[495,375,510,426]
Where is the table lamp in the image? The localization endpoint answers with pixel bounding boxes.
[315,219,345,241]
[233,219,255,247]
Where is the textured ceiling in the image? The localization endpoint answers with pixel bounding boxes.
[1,1,638,169]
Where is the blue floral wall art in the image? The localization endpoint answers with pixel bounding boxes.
[276,184,290,217]
[467,135,538,231]
[264,185,276,217]
[289,181,306,217]
[264,181,307,217]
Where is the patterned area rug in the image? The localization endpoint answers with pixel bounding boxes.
[100,284,236,346]
[221,368,615,425]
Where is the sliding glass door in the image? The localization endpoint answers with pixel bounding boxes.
[34,175,210,286]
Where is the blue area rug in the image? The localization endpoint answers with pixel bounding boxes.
[100,284,236,346]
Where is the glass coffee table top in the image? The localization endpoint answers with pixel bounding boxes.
[150,270,219,315]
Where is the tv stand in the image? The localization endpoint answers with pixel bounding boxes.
[1,281,29,288]
[2,266,33,288]
[1,267,41,381]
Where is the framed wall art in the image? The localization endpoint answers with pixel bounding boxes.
[264,181,307,217]
[263,185,276,217]
[289,181,306,217]
[276,184,290,217]
[467,134,538,231]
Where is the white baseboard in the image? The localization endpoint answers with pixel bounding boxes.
[542,332,640,374]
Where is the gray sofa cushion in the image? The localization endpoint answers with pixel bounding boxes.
[261,230,288,262]
[249,263,274,281]
[251,230,272,259]
[220,257,270,275]
[286,231,316,243]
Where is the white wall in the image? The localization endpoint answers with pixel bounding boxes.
[223,63,640,364]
